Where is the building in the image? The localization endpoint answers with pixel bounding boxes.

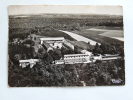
[41,41,54,52]
[54,60,64,64]
[64,40,74,50]
[28,34,44,43]
[102,54,121,61]
[93,54,121,61]
[64,54,92,64]
[40,37,65,49]
[19,59,39,68]
[81,50,92,56]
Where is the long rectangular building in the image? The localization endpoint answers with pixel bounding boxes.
[64,54,91,64]
[40,37,65,44]
[40,37,65,49]
[19,59,39,68]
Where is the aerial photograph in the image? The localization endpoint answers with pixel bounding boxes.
[8,5,124,87]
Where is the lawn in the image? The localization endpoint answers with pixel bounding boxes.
[71,27,124,45]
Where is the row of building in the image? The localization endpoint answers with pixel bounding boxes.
[19,35,121,68]
[19,53,121,68]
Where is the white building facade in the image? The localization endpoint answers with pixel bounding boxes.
[19,59,39,68]
[64,54,92,64]
[40,37,65,49]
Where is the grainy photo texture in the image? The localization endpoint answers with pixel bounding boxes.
[8,5,125,87]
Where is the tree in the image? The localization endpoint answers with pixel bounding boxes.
[23,39,35,46]
[93,43,103,54]
[43,53,53,65]
[74,46,79,54]
[52,49,62,60]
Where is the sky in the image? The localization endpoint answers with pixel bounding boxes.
[8,5,123,15]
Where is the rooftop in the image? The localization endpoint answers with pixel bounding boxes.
[40,37,65,41]
[64,54,90,57]
[19,59,39,63]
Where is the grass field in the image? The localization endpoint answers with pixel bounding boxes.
[87,27,124,41]
[100,31,123,37]
[71,27,124,45]
[38,27,75,41]
[67,40,94,50]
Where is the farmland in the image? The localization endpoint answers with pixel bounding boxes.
[87,27,124,41]
[71,27,124,45]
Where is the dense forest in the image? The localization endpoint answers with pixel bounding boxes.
[9,14,123,29]
[8,37,125,86]
[9,59,125,87]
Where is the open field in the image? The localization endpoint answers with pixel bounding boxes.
[71,27,124,45]
[66,40,94,50]
[92,26,123,30]
[87,27,124,41]
[99,30,123,37]
[111,37,124,41]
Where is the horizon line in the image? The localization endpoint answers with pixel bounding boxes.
[9,13,123,16]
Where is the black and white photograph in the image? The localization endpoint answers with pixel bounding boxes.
[8,5,125,87]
